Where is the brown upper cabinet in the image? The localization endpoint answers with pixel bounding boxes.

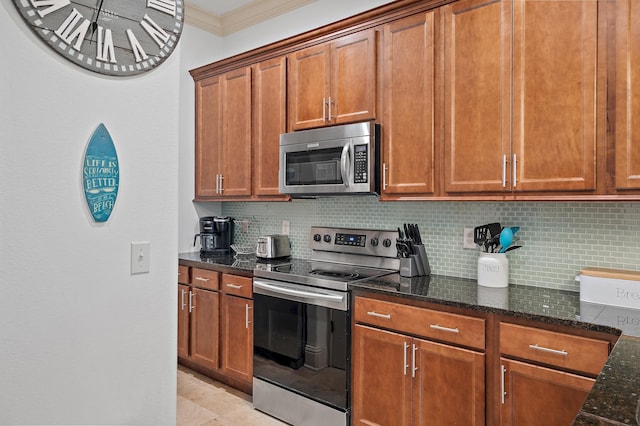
[615,0,640,191]
[444,0,599,195]
[252,57,288,197]
[381,12,437,199]
[190,0,640,201]
[288,29,377,131]
[195,67,252,199]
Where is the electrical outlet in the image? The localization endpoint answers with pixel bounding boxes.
[463,228,476,249]
[240,220,249,233]
[282,220,290,235]
[131,241,150,274]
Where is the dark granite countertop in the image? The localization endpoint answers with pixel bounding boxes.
[177,253,640,425]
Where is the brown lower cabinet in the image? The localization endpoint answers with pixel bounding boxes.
[353,324,485,426]
[352,296,485,426]
[352,294,618,426]
[177,266,253,393]
[220,274,253,385]
[500,358,594,426]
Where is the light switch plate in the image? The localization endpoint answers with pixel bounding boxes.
[131,241,150,274]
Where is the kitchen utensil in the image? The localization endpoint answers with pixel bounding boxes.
[474,225,489,245]
[487,223,502,239]
[504,245,521,252]
[499,227,514,253]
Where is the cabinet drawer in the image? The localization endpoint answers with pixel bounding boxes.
[190,268,219,291]
[178,265,189,284]
[221,273,252,298]
[500,322,610,376]
[354,297,485,350]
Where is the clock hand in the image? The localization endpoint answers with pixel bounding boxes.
[91,0,105,34]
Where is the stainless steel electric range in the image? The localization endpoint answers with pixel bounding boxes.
[252,226,400,426]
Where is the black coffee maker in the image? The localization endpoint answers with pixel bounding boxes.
[194,216,234,254]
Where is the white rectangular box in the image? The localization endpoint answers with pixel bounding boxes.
[579,268,640,310]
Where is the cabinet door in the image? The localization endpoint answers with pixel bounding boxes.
[194,76,222,198]
[500,358,594,426]
[352,324,412,426]
[220,67,252,197]
[443,0,511,193]
[288,43,331,130]
[414,338,485,426]
[177,284,190,359]
[615,0,640,189]
[331,29,377,125]
[253,57,287,196]
[221,295,253,384]
[382,12,436,197]
[190,287,220,371]
[512,0,597,192]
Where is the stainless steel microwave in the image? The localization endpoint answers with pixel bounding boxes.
[279,122,380,196]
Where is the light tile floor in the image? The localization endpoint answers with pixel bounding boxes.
[177,365,287,426]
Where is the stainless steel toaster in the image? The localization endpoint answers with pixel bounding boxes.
[256,235,291,259]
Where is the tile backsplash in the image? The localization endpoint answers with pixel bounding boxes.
[223,198,640,292]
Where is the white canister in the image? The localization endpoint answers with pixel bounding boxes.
[477,253,509,288]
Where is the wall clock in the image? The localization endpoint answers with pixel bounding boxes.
[12,0,184,77]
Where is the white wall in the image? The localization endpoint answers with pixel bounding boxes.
[221,0,395,58]
[0,4,180,425]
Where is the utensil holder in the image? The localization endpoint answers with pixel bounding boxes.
[414,244,431,276]
[400,256,420,277]
[477,253,509,288]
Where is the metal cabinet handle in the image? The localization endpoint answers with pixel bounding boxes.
[512,154,517,188]
[501,365,507,404]
[403,341,409,376]
[429,324,460,334]
[323,97,327,122]
[367,311,391,319]
[219,174,224,193]
[528,344,568,356]
[383,163,388,190]
[328,96,333,121]
[412,344,418,378]
[226,283,243,289]
[245,304,252,329]
[181,289,186,311]
[194,276,210,282]
[215,174,220,194]
[502,155,507,188]
[188,291,194,313]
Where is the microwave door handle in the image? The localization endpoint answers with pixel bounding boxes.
[340,144,350,187]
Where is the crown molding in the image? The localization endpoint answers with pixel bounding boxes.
[185,0,316,36]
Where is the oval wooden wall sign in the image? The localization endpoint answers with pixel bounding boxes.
[83,124,119,222]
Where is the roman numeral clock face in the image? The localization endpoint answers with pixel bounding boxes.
[13,0,184,76]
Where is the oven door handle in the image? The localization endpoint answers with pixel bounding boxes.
[253,280,345,303]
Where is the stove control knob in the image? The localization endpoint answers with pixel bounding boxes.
[382,238,392,248]
[323,234,332,243]
[370,237,379,247]
[313,234,322,242]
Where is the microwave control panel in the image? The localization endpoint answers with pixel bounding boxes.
[354,144,368,183]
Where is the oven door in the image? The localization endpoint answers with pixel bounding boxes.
[253,278,350,418]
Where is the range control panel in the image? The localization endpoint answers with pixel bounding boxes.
[310,226,397,258]
[335,232,367,247]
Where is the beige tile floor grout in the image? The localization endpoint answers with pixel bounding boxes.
[176,365,287,426]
